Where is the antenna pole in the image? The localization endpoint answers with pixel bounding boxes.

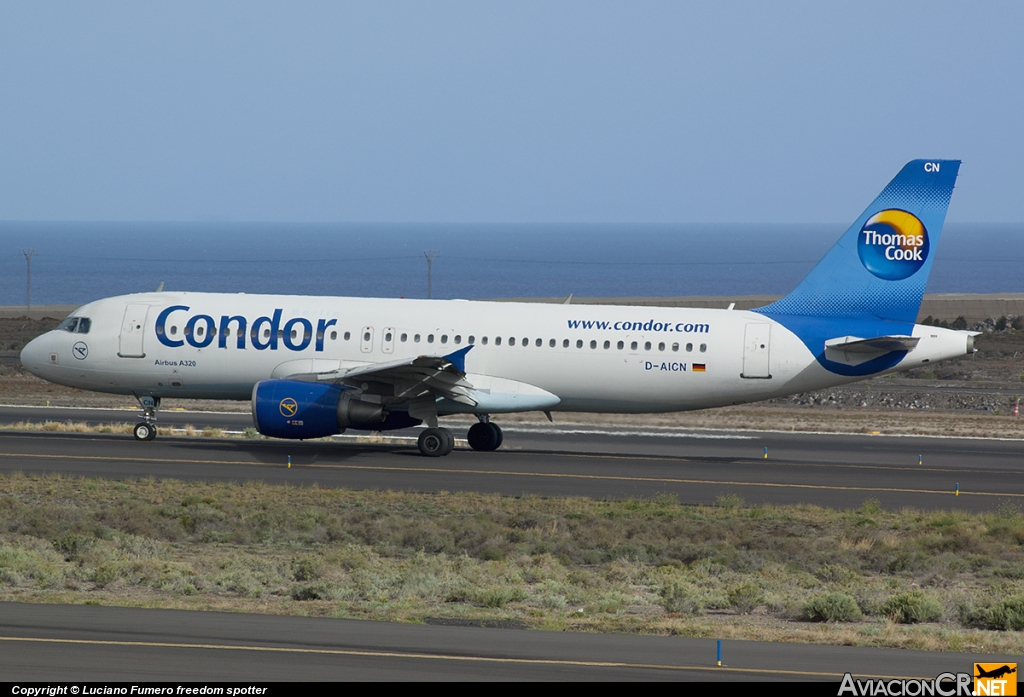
[423,250,437,299]
[20,249,35,312]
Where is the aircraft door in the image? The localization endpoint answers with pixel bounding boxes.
[381,327,395,354]
[118,304,150,358]
[741,323,772,379]
[360,326,374,354]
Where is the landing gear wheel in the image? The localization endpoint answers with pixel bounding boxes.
[133,422,156,441]
[418,428,454,457]
[467,422,502,451]
[439,428,455,455]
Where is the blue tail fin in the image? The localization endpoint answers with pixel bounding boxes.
[756,160,960,324]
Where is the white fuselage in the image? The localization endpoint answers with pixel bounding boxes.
[21,292,973,415]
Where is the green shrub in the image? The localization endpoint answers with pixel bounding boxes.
[727,582,763,614]
[477,587,524,608]
[984,595,1024,631]
[881,591,943,623]
[804,592,862,622]
[659,581,704,614]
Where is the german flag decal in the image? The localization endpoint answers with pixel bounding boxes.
[693,364,706,372]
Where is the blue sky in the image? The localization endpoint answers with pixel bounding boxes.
[1,1,1021,223]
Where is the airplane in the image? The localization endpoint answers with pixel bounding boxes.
[20,159,973,457]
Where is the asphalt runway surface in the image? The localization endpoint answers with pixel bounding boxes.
[0,603,1017,681]
[0,405,1021,512]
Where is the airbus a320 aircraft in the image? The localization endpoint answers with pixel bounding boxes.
[21,160,973,456]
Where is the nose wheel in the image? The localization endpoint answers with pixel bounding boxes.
[133,422,157,441]
[133,395,160,441]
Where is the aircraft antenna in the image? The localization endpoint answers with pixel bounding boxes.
[423,250,438,299]
[20,249,35,312]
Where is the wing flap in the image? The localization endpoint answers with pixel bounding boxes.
[283,347,478,406]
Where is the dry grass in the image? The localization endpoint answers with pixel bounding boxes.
[1,475,1023,652]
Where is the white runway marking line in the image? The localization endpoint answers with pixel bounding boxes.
[479,427,754,440]
[0,635,930,680]
[2,405,1021,441]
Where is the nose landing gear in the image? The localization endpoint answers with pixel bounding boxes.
[133,395,159,441]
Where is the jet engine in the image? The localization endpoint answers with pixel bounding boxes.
[251,379,390,439]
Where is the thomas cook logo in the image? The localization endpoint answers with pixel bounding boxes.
[857,209,929,281]
[279,398,298,417]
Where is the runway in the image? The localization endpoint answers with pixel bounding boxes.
[0,603,1016,681]
[0,406,1021,512]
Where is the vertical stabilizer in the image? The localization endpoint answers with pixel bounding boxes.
[756,160,960,324]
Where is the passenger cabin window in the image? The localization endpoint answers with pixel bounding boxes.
[590,340,597,349]
[330,331,338,340]
[563,339,569,348]
[644,341,652,351]
[495,337,501,346]
[603,340,610,349]
[509,337,516,346]
[343,331,351,340]
[414,334,421,343]
[658,342,665,351]
[455,335,462,344]
[672,343,679,352]
[427,334,434,343]
[549,339,555,347]
[686,343,693,352]
[468,335,475,344]
[521,337,528,346]
[576,339,583,348]
[400,333,407,342]
[630,341,637,350]
[617,341,624,350]
[440,335,448,344]
[700,343,707,352]
[384,331,392,342]
[535,338,542,347]
[481,336,488,345]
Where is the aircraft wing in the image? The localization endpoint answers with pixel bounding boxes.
[290,346,477,406]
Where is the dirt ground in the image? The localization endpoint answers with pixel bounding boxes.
[2,317,1023,438]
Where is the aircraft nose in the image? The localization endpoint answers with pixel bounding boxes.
[20,334,50,377]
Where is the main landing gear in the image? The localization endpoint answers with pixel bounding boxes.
[415,417,504,457]
[417,428,455,457]
[467,420,502,452]
[133,395,159,441]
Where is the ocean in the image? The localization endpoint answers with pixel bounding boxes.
[0,222,1020,306]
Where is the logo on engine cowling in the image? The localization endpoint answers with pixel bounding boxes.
[857,209,929,281]
[279,398,298,417]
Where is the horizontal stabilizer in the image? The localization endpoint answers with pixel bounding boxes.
[824,334,918,367]
[824,335,920,354]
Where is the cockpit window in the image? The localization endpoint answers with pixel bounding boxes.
[57,317,91,334]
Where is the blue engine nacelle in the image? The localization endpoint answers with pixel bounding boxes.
[252,379,394,439]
